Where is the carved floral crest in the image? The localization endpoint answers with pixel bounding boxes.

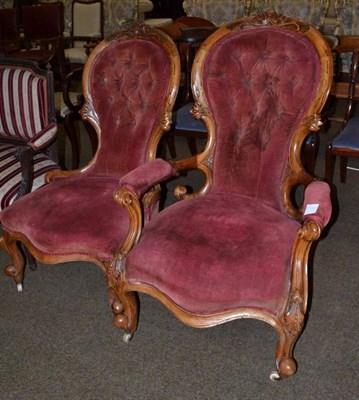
[234,10,310,32]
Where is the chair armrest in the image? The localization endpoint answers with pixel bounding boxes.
[119,159,177,198]
[28,122,57,151]
[302,181,332,228]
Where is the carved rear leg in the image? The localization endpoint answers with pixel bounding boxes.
[0,232,26,291]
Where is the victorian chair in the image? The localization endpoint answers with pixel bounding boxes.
[0,58,60,270]
[9,2,66,81]
[0,58,59,211]
[325,35,359,182]
[111,11,333,379]
[0,8,21,56]
[63,0,104,71]
[0,23,180,312]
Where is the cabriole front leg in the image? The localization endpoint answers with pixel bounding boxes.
[0,232,26,292]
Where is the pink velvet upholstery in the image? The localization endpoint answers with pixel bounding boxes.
[123,25,328,317]
[0,27,178,267]
[127,192,300,314]
[1,174,129,261]
[303,181,332,227]
[89,38,171,177]
[205,28,320,209]
[119,159,177,198]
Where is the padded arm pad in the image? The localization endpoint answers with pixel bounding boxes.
[28,122,58,151]
[119,158,177,198]
[302,181,332,228]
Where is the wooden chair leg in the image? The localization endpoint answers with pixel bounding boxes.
[325,143,335,183]
[24,245,37,271]
[339,156,348,183]
[0,232,26,291]
[84,120,98,158]
[64,112,80,170]
[187,137,199,156]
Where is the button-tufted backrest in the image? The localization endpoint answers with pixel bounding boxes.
[200,26,321,209]
[84,28,177,177]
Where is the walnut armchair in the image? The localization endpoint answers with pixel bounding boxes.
[112,11,333,379]
[0,23,180,309]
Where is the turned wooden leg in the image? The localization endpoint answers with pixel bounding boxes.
[23,245,37,271]
[325,143,335,183]
[64,112,80,170]
[0,232,25,291]
[112,281,139,343]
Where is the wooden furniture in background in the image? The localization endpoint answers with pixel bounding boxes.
[326,35,359,182]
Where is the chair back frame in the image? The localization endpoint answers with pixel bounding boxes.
[176,11,333,220]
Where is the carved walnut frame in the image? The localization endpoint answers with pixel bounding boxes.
[113,12,333,379]
[0,22,181,305]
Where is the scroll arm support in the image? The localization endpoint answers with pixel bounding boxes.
[274,219,322,379]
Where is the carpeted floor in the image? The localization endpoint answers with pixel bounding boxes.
[0,118,358,399]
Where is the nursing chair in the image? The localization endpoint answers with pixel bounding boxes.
[64,0,104,70]
[112,11,333,379]
[326,35,359,182]
[0,23,180,312]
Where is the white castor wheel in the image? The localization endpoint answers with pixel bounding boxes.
[122,333,133,343]
[16,283,23,292]
[269,371,281,381]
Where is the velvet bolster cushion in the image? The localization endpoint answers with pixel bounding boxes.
[303,181,332,228]
[127,193,300,315]
[0,175,130,261]
[119,158,177,198]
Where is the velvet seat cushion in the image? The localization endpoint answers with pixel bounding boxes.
[127,193,300,315]
[0,174,129,262]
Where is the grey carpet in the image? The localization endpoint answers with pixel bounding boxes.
[0,124,358,399]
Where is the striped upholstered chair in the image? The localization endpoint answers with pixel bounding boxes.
[0,58,60,211]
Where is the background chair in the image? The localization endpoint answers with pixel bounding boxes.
[0,57,60,211]
[0,7,21,56]
[325,35,359,182]
[9,2,66,83]
[159,15,215,158]
[55,66,97,169]
[0,22,180,318]
[63,0,104,71]
[112,11,333,380]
